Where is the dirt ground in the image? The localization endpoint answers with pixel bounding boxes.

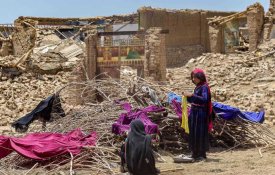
[156,126,275,175]
[157,147,275,175]
[112,146,275,175]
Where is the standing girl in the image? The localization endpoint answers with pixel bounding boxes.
[183,68,212,161]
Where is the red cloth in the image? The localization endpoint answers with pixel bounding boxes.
[0,129,97,160]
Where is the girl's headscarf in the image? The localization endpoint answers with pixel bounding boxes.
[191,68,207,85]
[191,68,213,132]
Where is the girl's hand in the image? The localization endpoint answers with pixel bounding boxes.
[182,91,193,97]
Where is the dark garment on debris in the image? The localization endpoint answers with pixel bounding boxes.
[125,120,159,175]
[12,94,65,132]
[187,84,210,159]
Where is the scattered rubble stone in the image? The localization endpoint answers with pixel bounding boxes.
[168,40,275,125]
[0,28,85,130]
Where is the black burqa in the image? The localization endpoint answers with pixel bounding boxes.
[125,120,159,175]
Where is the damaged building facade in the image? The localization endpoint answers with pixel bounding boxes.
[84,3,268,82]
[208,3,265,53]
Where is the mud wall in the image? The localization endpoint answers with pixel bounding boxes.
[139,7,235,67]
[247,4,264,51]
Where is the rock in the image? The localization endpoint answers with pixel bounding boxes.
[209,81,217,87]
[188,58,196,64]
[240,81,250,85]
[33,63,62,74]
[256,77,275,82]
[57,171,66,175]
[1,77,8,81]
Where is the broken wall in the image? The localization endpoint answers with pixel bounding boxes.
[223,18,247,53]
[12,18,37,56]
[270,0,275,14]
[209,25,223,53]
[247,3,264,51]
[263,0,274,41]
[20,14,138,26]
[0,40,12,56]
[144,28,167,81]
[85,33,97,80]
[139,7,235,67]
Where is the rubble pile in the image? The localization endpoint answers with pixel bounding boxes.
[168,41,275,125]
[12,18,37,56]
[31,39,84,74]
[0,71,71,127]
[0,29,85,131]
[0,55,16,67]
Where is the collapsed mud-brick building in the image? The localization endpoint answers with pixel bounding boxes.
[0,2,272,76]
[208,3,265,53]
[84,3,268,80]
[0,2,269,83]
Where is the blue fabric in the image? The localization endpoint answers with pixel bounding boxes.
[167,92,181,103]
[167,93,265,123]
[212,102,239,120]
[212,102,265,123]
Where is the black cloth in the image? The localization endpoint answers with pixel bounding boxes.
[12,94,65,132]
[125,120,158,175]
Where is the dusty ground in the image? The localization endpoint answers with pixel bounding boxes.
[71,146,275,175]
[157,147,275,175]
[156,126,275,175]
[6,142,273,175]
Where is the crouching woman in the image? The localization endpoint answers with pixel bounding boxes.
[120,120,159,175]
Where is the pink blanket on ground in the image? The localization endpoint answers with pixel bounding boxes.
[0,129,97,160]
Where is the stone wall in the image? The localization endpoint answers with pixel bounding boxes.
[144,28,167,81]
[247,3,264,51]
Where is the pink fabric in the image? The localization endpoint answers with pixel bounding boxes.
[192,68,205,74]
[0,129,97,160]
